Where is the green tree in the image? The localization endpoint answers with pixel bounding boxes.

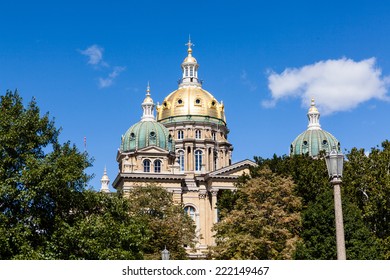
[46,192,150,259]
[127,185,196,260]
[0,90,67,258]
[0,90,149,259]
[344,141,390,258]
[213,167,302,259]
[257,153,384,259]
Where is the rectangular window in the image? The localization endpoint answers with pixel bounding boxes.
[178,130,184,139]
[179,151,185,171]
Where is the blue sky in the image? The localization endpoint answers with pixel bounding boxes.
[1,0,390,191]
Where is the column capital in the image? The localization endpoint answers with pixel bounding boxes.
[199,191,207,199]
[210,189,219,197]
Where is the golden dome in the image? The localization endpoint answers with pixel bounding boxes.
[143,95,153,103]
[183,55,197,63]
[183,48,197,63]
[156,86,226,124]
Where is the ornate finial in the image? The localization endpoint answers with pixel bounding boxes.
[146,82,151,96]
[185,35,194,54]
[141,82,155,121]
[100,166,110,193]
[307,98,321,130]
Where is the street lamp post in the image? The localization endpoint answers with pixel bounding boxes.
[161,247,170,260]
[325,148,346,260]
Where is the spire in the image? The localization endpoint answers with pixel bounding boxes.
[141,83,155,121]
[146,81,150,95]
[307,98,321,130]
[185,35,194,56]
[179,37,202,88]
[100,166,110,193]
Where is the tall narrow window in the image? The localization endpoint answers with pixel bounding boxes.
[177,130,184,140]
[190,67,194,76]
[195,150,202,172]
[143,159,151,173]
[195,130,201,139]
[184,206,196,221]
[212,132,216,141]
[168,135,173,151]
[154,159,161,173]
[178,150,185,172]
[185,67,188,77]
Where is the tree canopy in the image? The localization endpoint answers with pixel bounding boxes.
[127,185,196,260]
[213,168,302,259]
[0,90,195,259]
[214,151,386,259]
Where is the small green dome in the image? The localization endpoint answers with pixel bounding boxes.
[290,99,341,157]
[290,129,340,157]
[121,87,174,153]
[121,120,174,152]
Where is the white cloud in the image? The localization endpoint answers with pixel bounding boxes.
[264,57,390,114]
[80,45,126,88]
[98,66,126,88]
[240,70,257,92]
[80,45,107,66]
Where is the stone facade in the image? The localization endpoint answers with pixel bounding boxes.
[111,40,256,258]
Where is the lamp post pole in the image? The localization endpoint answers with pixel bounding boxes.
[331,177,346,260]
[325,148,346,260]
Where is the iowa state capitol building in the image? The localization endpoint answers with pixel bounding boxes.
[99,40,341,258]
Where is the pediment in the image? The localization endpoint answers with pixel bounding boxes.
[207,159,257,178]
[136,145,170,154]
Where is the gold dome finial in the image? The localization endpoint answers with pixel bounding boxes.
[185,35,194,55]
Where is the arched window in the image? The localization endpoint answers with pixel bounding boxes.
[184,206,196,221]
[185,67,188,77]
[177,130,184,140]
[195,130,201,139]
[178,150,185,172]
[154,159,161,173]
[190,67,194,76]
[143,159,151,172]
[195,150,202,172]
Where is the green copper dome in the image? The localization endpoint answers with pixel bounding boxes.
[290,99,341,157]
[120,86,174,153]
[121,120,174,152]
[290,129,340,157]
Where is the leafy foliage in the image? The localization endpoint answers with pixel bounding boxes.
[215,151,385,259]
[127,185,196,260]
[256,153,384,259]
[0,90,196,259]
[344,141,390,258]
[213,168,302,259]
[45,192,149,260]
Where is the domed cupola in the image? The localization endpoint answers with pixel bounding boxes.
[179,37,202,88]
[120,85,174,152]
[156,39,227,125]
[290,99,341,157]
